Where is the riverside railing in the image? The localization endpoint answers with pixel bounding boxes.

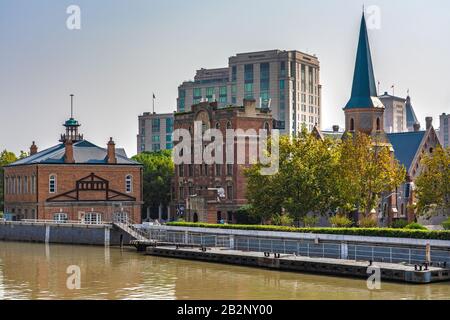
[143,228,450,265]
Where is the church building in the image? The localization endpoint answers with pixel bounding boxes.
[318,13,441,225]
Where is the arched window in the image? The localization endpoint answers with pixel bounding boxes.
[264,121,270,133]
[215,122,220,129]
[125,175,133,193]
[114,211,128,223]
[350,118,355,132]
[227,121,232,130]
[376,118,381,131]
[429,147,434,154]
[193,212,199,223]
[49,175,57,193]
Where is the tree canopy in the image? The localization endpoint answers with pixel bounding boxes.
[415,146,450,215]
[132,150,174,211]
[245,131,406,225]
[1,150,19,212]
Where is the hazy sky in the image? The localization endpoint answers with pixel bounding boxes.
[1,0,450,156]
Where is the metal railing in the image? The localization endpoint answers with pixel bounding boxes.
[142,228,450,265]
[14,219,110,226]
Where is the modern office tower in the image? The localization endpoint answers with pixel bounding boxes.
[137,112,174,154]
[177,50,321,135]
[439,113,450,148]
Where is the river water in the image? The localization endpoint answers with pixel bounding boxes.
[0,242,449,300]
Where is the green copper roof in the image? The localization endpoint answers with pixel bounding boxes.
[65,118,80,126]
[345,14,380,110]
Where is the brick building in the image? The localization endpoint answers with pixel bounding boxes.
[172,99,272,224]
[3,115,143,223]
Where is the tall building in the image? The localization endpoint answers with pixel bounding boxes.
[378,92,420,133]
[439,113,450,148]
[177,49,321,135]
[137,112,174,153]
[4,112,143,223]
[172,99,272,223]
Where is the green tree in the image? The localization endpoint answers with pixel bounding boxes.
[132,150,174,216]
[415,146,450,215]
[0,150,18,212]
[337,132,406,217]
[245,132,340,225]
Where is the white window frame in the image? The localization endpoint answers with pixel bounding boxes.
[125,175,133,193]
[84,212,102,225]
[54,213,68,223]
[49,174,57,193]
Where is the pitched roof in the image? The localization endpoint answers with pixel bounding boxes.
[387,131,425,170]
[345,14,383,110]
[7,140,139,167]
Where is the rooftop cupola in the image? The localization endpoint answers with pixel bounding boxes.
[60,94,84,143]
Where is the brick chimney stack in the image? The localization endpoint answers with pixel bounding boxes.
[107,137,117,164]
[425,117,433,130]
[413,123,421,132]
[30,141,38,155]
[64,139,75,164]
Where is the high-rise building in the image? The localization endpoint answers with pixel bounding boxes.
[439,113,450,148]
[137,112,174,154]
[378,93,420,133]
[177,50,321,135]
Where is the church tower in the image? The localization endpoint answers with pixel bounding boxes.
[343,13,390,146]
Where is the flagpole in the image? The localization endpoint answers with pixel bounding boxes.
[152,93,155,114]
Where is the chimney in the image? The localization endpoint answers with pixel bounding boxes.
[425,117,433,130]
[332,125,340,133]
[107,137,117,164]
[30,141,38,155]
[64,140,75,164]
[413,123,421,132]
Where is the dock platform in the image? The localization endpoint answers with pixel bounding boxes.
[147,246,450,284]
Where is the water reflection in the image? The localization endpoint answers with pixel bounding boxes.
[0,242,448,300]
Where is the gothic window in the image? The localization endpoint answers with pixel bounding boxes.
[376,117,381,131]
[350,118,355,132]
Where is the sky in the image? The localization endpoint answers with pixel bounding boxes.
[1,0,450,156]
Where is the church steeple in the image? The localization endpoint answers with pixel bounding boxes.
[60,94,83,143]
[344,13,387,139]
[344,12,382,110]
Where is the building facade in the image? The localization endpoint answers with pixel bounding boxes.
[4,116,143,223]
[172,99,272,224]
[177,50,321,136]
[378,92,420,133]
[137,112,174,153]
[439,113,450,148]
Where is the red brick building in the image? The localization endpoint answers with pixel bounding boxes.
[3,115,143,224]
[172,99,272,224]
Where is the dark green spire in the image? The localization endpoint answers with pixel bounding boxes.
[344,13,381,110]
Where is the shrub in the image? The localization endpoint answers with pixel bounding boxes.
[329,215,353,228]
[358,216,378,228]
[272,214,294,227]
[442,219,450,230]
[166,222,450,240]
[390,219,409,229]
[302,215,319,228]
[405,222,427,230]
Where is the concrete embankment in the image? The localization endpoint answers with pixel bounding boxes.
[0,221,133,246]
[147,246,450,284]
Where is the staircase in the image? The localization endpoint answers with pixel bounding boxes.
[113,217,152,243]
